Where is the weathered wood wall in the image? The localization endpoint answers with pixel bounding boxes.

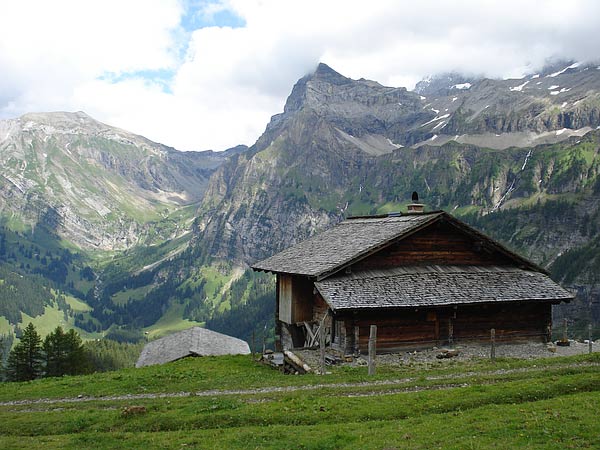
[313,293,329,322]
[278,274,293,324]
[278,275,313,324]
[291,276,313,323]
[451,302,551,342]
[354,221,513,270]
[336,302,552,353]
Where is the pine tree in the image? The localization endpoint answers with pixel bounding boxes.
[63,328,87,375]
[43,326,66,377]
[43,327,88,377]
[6,323,43,381]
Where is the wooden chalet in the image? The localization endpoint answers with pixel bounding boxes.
[252,208,574,353]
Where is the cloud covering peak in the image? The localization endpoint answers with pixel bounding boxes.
[1,0,598,150]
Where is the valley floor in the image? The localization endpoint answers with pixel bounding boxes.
[0,353,598,449]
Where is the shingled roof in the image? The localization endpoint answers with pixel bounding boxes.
[315,265,574,311]
[252,213,442,279]
[252,211,541,279]
[136,327,250,368]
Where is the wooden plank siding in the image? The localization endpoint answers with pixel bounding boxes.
[451,302,551,342]
[278,274,314,325]
[336,302,552,353]
[354,221,513,270]
[278,274,293,324]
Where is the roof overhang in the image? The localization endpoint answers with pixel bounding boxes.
[314,265,574,313]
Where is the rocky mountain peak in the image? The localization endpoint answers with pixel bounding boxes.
[311,62,352,85]
[17,111,109,135]
[283,63,363,114]
[414,72,481,96]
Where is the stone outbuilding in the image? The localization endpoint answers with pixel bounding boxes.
[136,326,250,368]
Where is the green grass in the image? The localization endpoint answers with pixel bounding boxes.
[20,304,101,341]
[178,263,236,308]
[0,316,11,335]
[0,354,598,449]
[0,352,597,402]
[20,305,72,337]
[143,303,202,339]
[111,285,154,306]
[64,294,92,313]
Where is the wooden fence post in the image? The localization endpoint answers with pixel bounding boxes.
[354,326,360,356]
[589,323,593,355]
[448,319,454,346]
[490,328,496,361]
[562,318,568,343]
[319,324,326,374]
[251,330,256,358]
[368,325,377,376]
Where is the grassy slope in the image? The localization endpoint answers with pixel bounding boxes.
[143,302,202,339]
[20,305,102,341]
[0,353,598,449]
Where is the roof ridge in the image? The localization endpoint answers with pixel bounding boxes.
[346,210,444,220]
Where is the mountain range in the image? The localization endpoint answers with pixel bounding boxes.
[1,60,599,346]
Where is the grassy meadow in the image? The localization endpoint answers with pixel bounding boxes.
[0,353,598,449]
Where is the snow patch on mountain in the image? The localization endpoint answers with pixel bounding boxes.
[547,62,580,77]
[451,83,471,90]
[510,80,529,92]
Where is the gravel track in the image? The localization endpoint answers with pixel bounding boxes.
[1,360,597,408]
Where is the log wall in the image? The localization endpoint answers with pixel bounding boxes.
[337,302,552,353]
[354,221,512,270]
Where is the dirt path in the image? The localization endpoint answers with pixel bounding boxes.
[1,361,597,408]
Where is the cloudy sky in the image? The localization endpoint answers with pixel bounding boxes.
[1,0,598,151]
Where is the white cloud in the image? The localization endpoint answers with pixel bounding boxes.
[1,0,599,150]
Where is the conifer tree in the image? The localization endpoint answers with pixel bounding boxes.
[6,323,43,381]
[43,326,66,377]
[43,326,88,377]
[63,328,88,375]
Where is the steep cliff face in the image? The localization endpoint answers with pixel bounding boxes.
[196,113,344,264]
[194,64,600,270]
[0,112,233,250]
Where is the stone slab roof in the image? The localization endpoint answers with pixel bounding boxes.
[252,213,441,278]
[136,327,250,368]
[315,265,574,311]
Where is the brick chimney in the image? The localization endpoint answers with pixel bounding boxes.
[407,191,424,213]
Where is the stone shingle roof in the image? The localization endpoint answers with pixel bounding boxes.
[315,265,574,311]
[252,213,441,278]
[136,327,250,368]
